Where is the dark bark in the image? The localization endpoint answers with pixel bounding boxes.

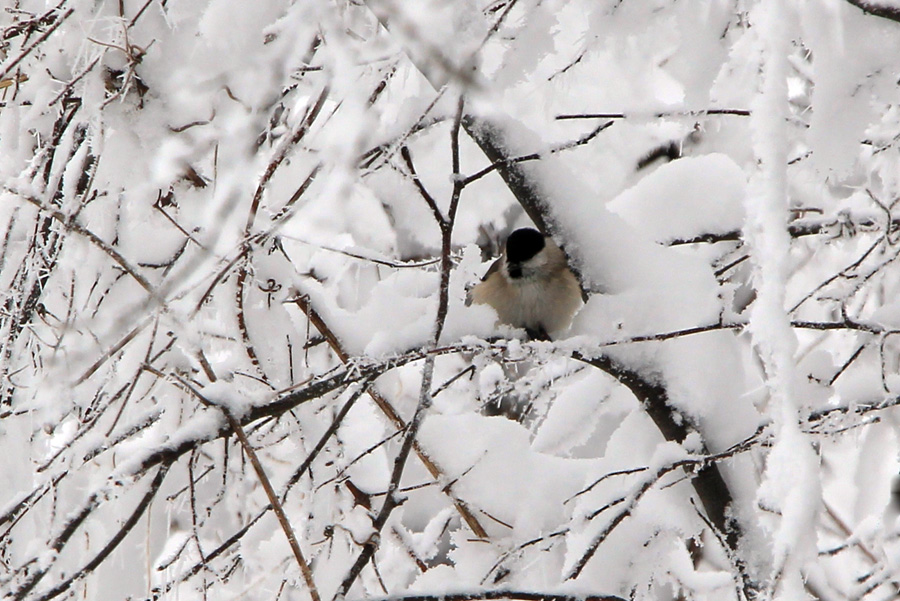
[463,114,757,598]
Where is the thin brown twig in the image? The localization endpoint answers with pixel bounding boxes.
[2,0,67,41]
[28,465,171,601]
[192,164,320,315]
[244,87,329,236]
[400,146,443,222]
[287,294,488,538]
[334,94,471,600]
[566,428,766,581]
[461,120,613,186]
[224,410,321,601]
[280,381,374,501]
[0,7,74,80]
[555,108,751,120]
[170,374,321,601]
[9,188,159,299]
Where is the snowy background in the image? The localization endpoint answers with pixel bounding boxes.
[3,1,900,601]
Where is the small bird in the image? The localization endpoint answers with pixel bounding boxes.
[470,228,582,340]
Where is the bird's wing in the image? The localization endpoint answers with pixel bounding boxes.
[480,256,503,282]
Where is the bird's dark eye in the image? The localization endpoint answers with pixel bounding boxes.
[508,264,523,279]
[506,228,545,264]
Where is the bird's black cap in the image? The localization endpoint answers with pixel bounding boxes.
[506,228,545,264]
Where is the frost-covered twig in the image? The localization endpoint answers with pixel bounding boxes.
[668,213,892,246]
[244,86,329,236]
[288,293,489,538]
[192,164,321,314]
[1,0,67,41]
[9,464,170,601]
[215,401,321,601]
[590,317,890,347]
[8,187,159,298]
[352,591,627,601]
[566,428,766,581]
[280,381,374,501]
[461,120,614,186]
[788,233,886,313]
[26,465,170,601]
[568,349,751,590]
[157,367,322,600]
[0,6,74,81]
[335,94,468,599]
[556,108,752,120]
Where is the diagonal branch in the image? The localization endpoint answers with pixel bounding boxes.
[461,115,757,597]
[288,294,488,538]
[8,188,160,299]
[844,0,900,22]
[161,370,321,601]
[335,95,475,599]
[220,405,321,601]
[461,120,613,187]
[0,6,74,80]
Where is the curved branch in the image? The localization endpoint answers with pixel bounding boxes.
[356,592,626,601]
[844,0,900,22]
[460,113,758,597]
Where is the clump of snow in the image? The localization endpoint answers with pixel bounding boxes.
[531,370,612,456]
[608,154,747,243]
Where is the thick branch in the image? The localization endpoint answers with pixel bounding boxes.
[666,216,879,246]
[844,0,900,22]
[460,113,755,595]
[354,591,626,601]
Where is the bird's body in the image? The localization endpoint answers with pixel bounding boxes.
[470,228,582,339]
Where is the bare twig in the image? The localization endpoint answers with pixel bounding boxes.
[170,374,321,601]
[9,188,160,299]
[333,94,470,600]
[0,7,74,80]
[29,465,170,601]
